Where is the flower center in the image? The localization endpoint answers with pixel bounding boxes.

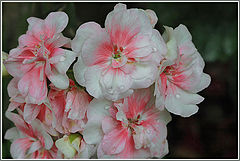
[112,45,124,59]
[127,114,142,135]
[33,35,50,59]
[111,45,127,68]
[162,54,186,77]
[163,66,175,76]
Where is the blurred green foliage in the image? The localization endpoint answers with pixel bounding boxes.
[2,2,238,159]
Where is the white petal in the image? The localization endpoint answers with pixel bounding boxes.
[83,99,111,144]
[162,26,178,65]
[7,78,19,98]
[158,109,172,125]
[100,69,133,101]
[86,98,111,124]
[47,68,69,90]
[44,11,68,34]
[53,49,76,74]
[27,17,44,31]
[4,127,20,141]
[113,3,127,12]
[71,22,102,55]
[193,73,211,93]
[150,29,167,64]
[105,6,152,38]
[82,124,104,145]
[155,94,165,111]
[130,63,157,89]
[178,40,196,56]
[132,126,145,149]
[104,3,127,37]
[165,87,204,117]
[84,65,103,99]
[176,87,204,105]
[174,24,192,46]
[73,56,88,86]
[145,9,158,28]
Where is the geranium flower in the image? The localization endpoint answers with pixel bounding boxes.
[48,80,92,134]
[4,12,76,104]
[6,77,58,138]
[154,24,211,117]
[7,77,51,125]
[4,112,56,159]
[72,3,166,101]
[83,89,171,159]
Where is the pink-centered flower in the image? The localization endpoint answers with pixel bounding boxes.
[83,89,171,159]
[4,12,76,104]
[7,77,53,126]
[7,77,58,139]
[48,80,92,134]
[154,24,211,117]
[4,112,55,159]
[72,3,166,101]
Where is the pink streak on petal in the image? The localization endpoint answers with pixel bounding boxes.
[94,40,113,66]
[11,138,33,158]
[102,116,120,134]
[18,64,47,104]
[101,127,128,155]
[109,23,140,48]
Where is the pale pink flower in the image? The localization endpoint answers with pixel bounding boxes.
[6,77,56,133]
[4,12,76,104]
[154,24,211,117]
[6,78,41,123]
[48,80,92,134]
[83,89,171,159]
[4,112,55,159]
[72,3,166,101]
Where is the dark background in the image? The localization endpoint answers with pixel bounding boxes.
[2,2,238,159]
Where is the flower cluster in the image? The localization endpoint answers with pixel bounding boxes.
[4,3,211,159]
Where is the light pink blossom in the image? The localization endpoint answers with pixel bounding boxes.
[4,12,76,104]
[7,77,49,125]
[6,77,58,136]
[83,89,171,159]
[48,80,92,134]
[154,24,211,117]
[72,3,166,101]
[4,112,56,159]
